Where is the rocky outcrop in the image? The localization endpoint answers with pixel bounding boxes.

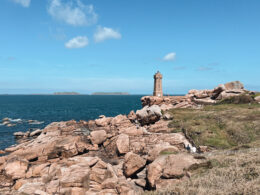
[0,103,207,194]
[13,129,42,140]
[142,81,251,110]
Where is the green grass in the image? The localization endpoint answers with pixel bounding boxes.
[252,92,260,98]
[168,103,260,149]
[159,150,178,155]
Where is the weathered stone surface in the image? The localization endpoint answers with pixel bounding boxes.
[119,125,146,136]
[130,141,145,154]
[162,154,199,178]
[148,120,171,133]
[18,182,45,194]
[255,95,260,103]
[160,103,174,111]
[127,110,136,121]
[4,158,29,179]
[147,156,165,188]
[116,134,130,154]
[110,114,128,126]
[147,154,200,188]
[147,142,179,162]
[29,129,42,137]
[123,152,146,177]
[13,131,26,137]
[60,164,90,187]
[224,81,244,90]
[26,163,50,178]
[90,130,107,145]
[136,105,162,125]
[95,117,112,127]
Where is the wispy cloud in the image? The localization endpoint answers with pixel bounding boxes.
[94,26,122,43]
[65,36,88,49]
[11,0,31,7]
[163,52,176,61]
[47,0,98,26]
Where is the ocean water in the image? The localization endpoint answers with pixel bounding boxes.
[0,95,143,150]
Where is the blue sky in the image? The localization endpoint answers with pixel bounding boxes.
[0,0,260,94]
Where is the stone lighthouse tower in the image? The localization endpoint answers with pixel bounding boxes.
[153,71,163,97]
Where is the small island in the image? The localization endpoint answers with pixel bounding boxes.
[53,92,80,95]
[91,92,129,95]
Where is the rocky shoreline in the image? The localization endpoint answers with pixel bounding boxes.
[0,81,259,195]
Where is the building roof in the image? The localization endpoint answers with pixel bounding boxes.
[154,71,162,77]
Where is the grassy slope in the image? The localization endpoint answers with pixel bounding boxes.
[147,148,260,195]
[168,103,260,149]
[147,103,260,194]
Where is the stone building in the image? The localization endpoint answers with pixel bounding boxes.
[153,71,163,97]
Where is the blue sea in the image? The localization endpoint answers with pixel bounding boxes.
[0,95,143,150]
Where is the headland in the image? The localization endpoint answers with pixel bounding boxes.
[0,81,259,194]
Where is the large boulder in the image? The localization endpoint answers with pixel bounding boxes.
[224,81,244,90]
[147,142,179,162]
[136,105,162,125]
[162,154,199,178]
[116,134,130,154]
[147,154,202,188]
[147,120,171,133]
[147,156,165,188]
[90,130,107,145]
[60,164,90,188]
[123,152,146,177]
[95,116,112,127]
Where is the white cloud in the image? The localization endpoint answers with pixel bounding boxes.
[163,52,176,61]
[47,0,98,26]
[11,0,31,7]
[65,36,88,49]
[94,26,122,43]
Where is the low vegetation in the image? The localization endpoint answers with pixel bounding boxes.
[145,148,260,195]
[145,102,260,195]
[168,103,260,149]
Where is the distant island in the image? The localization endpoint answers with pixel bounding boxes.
[53,92,80,95]
[91,92,129,95]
